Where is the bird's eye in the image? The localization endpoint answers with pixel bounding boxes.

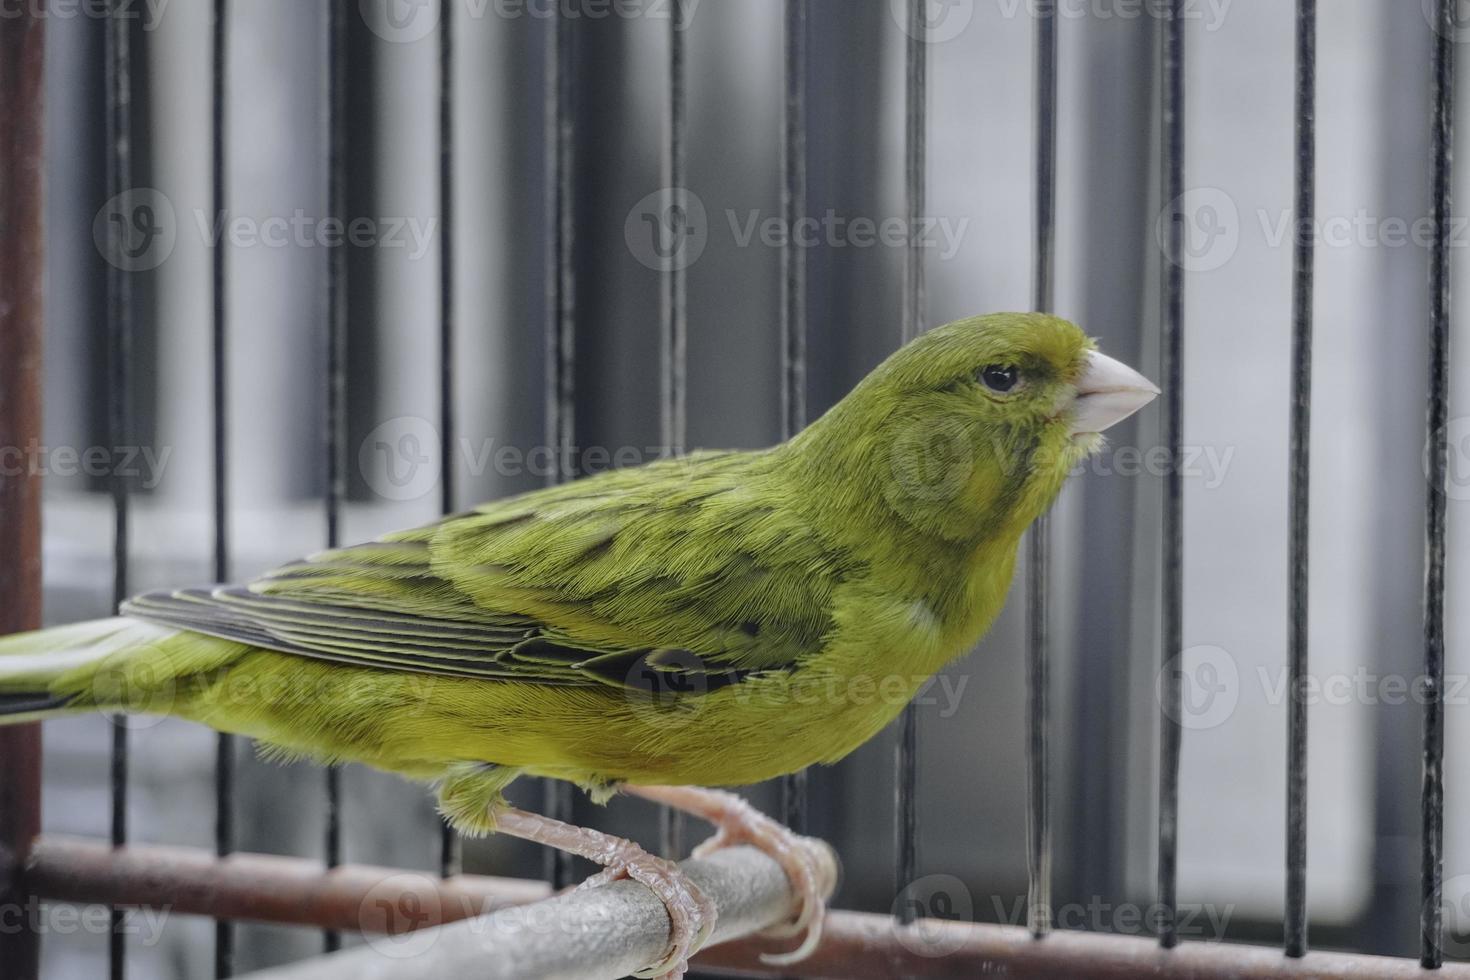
[979,364,1021,393]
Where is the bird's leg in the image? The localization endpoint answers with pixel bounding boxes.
[621,785,829,967]
[489,807,716,980]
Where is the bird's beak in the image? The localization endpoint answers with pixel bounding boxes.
[1069,350,1161,435]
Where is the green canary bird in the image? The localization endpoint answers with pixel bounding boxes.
[0,312,1157,978]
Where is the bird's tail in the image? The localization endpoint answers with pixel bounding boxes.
[0,618,224,723]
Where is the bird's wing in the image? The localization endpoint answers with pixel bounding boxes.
[123,451,857,693]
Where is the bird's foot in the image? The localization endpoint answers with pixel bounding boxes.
[491,807,715,980]
[623,785,831,967]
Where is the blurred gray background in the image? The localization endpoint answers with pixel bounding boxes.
[31,0,1470,975]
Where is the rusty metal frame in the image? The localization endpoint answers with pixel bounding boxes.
[16,835,1470,980]
[0,6,46,980]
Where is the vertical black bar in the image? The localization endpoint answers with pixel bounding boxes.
[322,0,347,953]
[656,0,689,863]
[1026,0,1057,942]
[1284,0,1315,961]
[438,0,462,883]
[658,0,688,459]
[777,0,809,839]
[0,11,46,978]
[894,0,925,922]
[211,0,235,975]
[1422,0,1455,968]
[104,4,133,977]
[1156,0,1185,951]
[543,5,577,890]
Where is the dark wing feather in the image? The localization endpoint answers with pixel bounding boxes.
[122,451,854,693]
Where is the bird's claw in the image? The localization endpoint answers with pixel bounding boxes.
[691,793,827,967]
[583,843,717,980]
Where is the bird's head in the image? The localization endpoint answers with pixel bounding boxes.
[789,312,1159,547]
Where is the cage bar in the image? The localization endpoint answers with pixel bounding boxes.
[1421,0,1455,968]
[655,0,691,863]
[894,0,926,922]
[1283,0,1315,960]
[777,0,810,838]
[321,0,349,953]
[104,3,135,975]
[1025,0,1057,943]
[1156,0,1185,951]
[211,0,235,975]
[437,0,462,884]
[543,4,578,890]
[0,10,45,978]
[659,0,688,459]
